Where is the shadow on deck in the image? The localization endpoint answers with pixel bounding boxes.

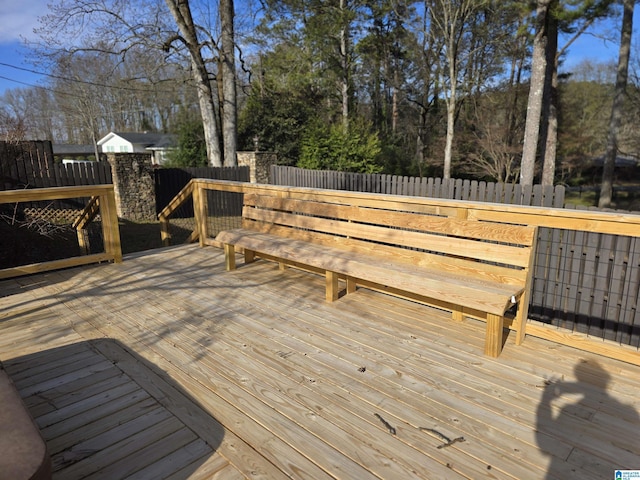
[3,339,226,479]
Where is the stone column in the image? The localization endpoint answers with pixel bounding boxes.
[237,151,277,184]
[106,153,156,221]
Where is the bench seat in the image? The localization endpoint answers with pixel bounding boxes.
[216,192,537,357]
[217,229,523,317]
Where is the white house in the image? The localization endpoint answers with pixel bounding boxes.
[97,132,177,166]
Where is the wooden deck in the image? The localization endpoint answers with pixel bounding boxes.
[1,245,638,480]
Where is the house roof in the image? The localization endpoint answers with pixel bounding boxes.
[97,132,177,149]
[592,155,638,168]
[52,144,96,156]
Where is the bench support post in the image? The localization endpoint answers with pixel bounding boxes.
[326,271,339,302]
[244,249,256,264]
[452,309,464,322]
[346,277,357,294]
[224,244,236,271]
[484,314,504,358]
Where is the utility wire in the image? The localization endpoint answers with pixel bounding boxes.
[0,74,86,99]
[0,62,183,94]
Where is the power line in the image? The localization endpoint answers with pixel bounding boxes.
[0,74,86,99]
[0,62,184,94]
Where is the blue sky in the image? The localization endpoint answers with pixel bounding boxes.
[0,0,631,96]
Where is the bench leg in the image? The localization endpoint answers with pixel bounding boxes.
[326,271,339,302]
[244,249,256,264]
[484,314,504,357]
[346,277,357,294]
[224,244,236,271]
[513,297,529,346]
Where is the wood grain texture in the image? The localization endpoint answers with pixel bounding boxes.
[1,245,638,479]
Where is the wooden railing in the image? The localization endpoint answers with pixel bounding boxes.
[0,185,122,279]
[159,179,640,365]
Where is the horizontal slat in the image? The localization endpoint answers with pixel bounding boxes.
[0,185,114,203]
[197,179,640,236]
[0,253,113,280]
[243,208,532,268]
[245,194,536,246]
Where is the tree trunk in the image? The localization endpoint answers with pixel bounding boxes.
[599,0,634,208]
[443,62,456,179]
[541,9,558,186]
[339,0,350,132]
[165,0,222,166]
[392,68,399,134]
[220,0,237,166]
[520,0,552,186]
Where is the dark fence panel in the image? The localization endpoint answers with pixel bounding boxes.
[1,141,112,214]
[530,209,640,348]
[154,166,249,217]
[0,141,55,190]
[271,166,640,347]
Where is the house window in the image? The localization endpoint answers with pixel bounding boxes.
[105,146,115,152]
[119,146,128,152]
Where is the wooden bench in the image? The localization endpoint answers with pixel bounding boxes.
[0,367,52,480]
[216,192,537,357]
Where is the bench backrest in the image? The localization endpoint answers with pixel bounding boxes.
[241,193,537,287]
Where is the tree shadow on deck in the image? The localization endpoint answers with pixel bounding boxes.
[3,339,225,479]
[0,245,293,362]
[536,359,639,480]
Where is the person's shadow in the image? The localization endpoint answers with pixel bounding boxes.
[536,360,639,479]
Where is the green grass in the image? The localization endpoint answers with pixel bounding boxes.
[564,188,640,211]
[564,190,598,208]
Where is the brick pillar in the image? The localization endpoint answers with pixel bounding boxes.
[237,151,277,184]
[107,153,156,221]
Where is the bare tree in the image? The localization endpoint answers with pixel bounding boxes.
[35,0,239,166]
[599,0,634,208]
[164,0,223,166]
[430,0,488,179]
[220,0,238,165]
[521,0,553,186]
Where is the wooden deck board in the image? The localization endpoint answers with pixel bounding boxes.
[1,244,639,479]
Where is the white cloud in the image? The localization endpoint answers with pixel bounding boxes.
[0,1,51,44]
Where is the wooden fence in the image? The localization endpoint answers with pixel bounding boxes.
[0,141,54,190]
[271,165,566,207]
[0,141,112,190]
[270,166,639,349]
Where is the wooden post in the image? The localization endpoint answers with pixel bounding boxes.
[484,314,504,358]
[100,189,122,263]
[514,230,538,346]
[73,196,100,256]
[224,244,236,271]
[244,249,256,264]
[326,271,339,302]
[159,217,171,247]
[193,182,208,248]
[77,229,90,255]
[346,277,357,294]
